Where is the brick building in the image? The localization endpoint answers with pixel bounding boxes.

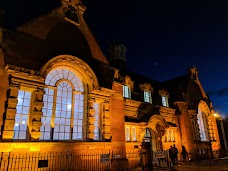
[0,0,221,161]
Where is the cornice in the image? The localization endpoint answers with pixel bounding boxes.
[159,106,176,114]
[124,99,142,107]
[90,88,115,101]
[5,65,44,83]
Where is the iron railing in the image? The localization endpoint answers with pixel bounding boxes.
[0,151,145,171]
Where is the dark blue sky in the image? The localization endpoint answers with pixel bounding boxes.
[83,0,228,116]
[1,0,228,116]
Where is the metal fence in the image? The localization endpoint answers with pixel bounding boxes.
[0,151,144,171]
[2,150,227,171]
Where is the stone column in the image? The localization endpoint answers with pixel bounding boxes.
[102,101,111,140]
[87,100,95,140]
[30,89,44,140]
[0,28,10,138]
[2,84,20,139]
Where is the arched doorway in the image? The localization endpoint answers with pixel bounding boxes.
[143,128,152,143]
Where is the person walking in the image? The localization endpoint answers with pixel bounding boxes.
[181,146,188,164]
[169,146,175,168]
[173,144,178,166]
[138,144,147,171]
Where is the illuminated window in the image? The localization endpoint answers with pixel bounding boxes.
[132,127,137,141]
[165,130,175,142]
[191,119,200,141]
[197,108,209,141]
[125,126,130,141]
[40,68,84,141]
[162,96,169,107]
[93,102,101,140]
[123,85,131,98]
[144,91,152,103]
[13,90,31,140]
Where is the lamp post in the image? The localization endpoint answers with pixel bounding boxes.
[214,113,228,157]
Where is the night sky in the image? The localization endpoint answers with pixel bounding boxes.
[83,0,228,116]
[1,0,228,116]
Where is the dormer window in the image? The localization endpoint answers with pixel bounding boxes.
[123,85,131,99]
[159,90,169,108]
[162,96,169,107]
[144,91,152,103]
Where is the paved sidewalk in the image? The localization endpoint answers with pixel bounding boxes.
[133,163,228,171]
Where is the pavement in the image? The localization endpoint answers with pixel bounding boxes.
[133,163,228,171]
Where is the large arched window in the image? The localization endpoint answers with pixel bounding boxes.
[197,108,209,142]
[40,68,84,141]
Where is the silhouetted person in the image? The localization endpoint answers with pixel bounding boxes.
[181,146,188,164]
[138,144,147,170]
[173,144,178,166]
[169,146,175,167]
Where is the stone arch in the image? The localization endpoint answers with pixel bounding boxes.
[198,100,210,116]
[138,115,168,150]
[40,55,99,93]
[148,115,168,132]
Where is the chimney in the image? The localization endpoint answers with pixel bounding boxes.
[109,43,126,71]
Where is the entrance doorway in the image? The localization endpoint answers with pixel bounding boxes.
[143,128,151,143]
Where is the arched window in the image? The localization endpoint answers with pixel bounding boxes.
[40,68,84,141]
[197,108,209,141]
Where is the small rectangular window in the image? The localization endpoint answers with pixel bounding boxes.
[123,85,131,99]
[125,126,130,141]
[162,96,169,107]
[144,91,152,103]
[93,102,100,140]
[132,127,137,141]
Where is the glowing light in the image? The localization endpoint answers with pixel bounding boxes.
[17,97,22,103]
[15,123,19,126]
[213,113,219,117]
[67,104,72,109]
[22,121,26,124]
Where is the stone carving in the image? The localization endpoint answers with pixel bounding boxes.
[188,66,198,80]
[61,0,86,16]
[139,82,153,92]
[159,89,169,97]
[2,83,19,139]
[31,88,45,140]
[102,102,111,140]
[9,85,19,97]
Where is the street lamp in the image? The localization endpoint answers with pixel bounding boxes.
[214,113,228,157]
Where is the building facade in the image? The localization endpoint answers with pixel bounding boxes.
[0,0,220,162]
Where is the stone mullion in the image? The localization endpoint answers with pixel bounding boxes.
[195,116,201,141]
[204,116,210,141]
[30,89,44,140]
[208,117,215,141]
[190,115,196,141]
[2,84,20,139]
[102,101,110,140]
[87,100,95,140]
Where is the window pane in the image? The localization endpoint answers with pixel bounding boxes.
[13,90,31,140]
[40,88,54,140]
[132,127,136,141]
[125,127,130,141]
[53,81,73,140]
[93,102,100,140]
